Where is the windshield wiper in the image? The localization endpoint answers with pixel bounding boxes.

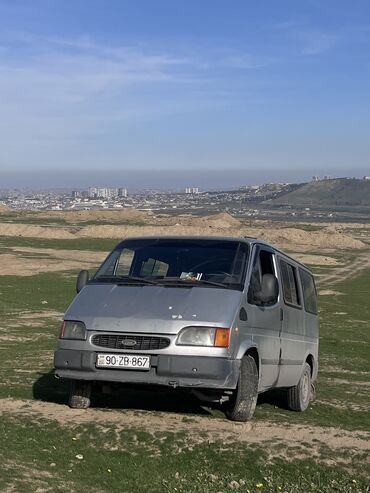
[193,279,231,288]
[117,276,158,285]
[94,276,157,285]
[156,278,230,289]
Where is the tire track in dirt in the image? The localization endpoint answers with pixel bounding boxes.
[0,398,369,453]
[317,251,370,288]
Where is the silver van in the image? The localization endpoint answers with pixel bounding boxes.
[54,236,319,421]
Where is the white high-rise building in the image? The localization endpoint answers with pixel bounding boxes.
[88,187,119,198]
[88,187,98,198]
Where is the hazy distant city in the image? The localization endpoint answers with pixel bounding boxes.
[1,175,369,223]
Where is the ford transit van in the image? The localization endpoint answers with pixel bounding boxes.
[54,236,319,421]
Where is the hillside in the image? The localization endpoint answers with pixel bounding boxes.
[266,178,370,207]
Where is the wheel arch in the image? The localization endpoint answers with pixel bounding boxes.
[306,352,318,378]
[236,341,261,385]
[245,347,260,374]
[236,340,259,365]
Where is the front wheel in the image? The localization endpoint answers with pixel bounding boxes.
[287,362,311,412]
[68,380,92,409]
[224,354,258,422]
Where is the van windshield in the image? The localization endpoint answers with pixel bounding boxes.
[94,239,249,290]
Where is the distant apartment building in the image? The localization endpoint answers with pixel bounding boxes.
[88,187,98,198]
[185,187,199,194]
[88,187,124,199]
[363,176,370,180]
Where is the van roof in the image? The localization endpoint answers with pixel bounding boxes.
[117,235,312,272]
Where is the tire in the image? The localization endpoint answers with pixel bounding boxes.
[224,354,258,422]
[68,380,92,409]
[287,362,311,412]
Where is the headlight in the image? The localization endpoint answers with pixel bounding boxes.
[59,321,87,340]
[176,326,230,347]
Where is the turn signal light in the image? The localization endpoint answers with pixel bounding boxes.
[214,328,230,348]
[59,321,66,338]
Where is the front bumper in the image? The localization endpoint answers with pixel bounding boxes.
[54,349,240,389]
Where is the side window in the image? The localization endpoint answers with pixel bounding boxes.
[299,268,318,315]
[115,249,135,277]
[140,258,169,277]
[280,259,301,307]
[248,248,276,305]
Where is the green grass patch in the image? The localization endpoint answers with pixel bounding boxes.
[0,414,368,493]
[0,272,76,317]
[0,235,118,252]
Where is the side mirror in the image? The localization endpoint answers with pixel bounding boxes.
[76,270,89,293]
[255,274,279,305]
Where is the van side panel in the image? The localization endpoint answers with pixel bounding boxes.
[276,257,319,387]
[246,303,281,391]
[277,305,306,387]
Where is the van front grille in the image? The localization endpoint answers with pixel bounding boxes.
[91,333,171,351]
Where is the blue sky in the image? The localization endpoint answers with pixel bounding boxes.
[0,0,369,187]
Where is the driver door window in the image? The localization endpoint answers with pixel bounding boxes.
[248,248,276,305]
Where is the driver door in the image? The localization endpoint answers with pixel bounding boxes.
[245,245,281,390]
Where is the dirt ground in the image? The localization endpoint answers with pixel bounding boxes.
[289,254,342,266]
[0,246,346,277]
[318,251,370,287]
[0,248,106,276]
[2,246,367,283]
[0,397,369,457]
[0,210,366,251]
[2,210,366,276]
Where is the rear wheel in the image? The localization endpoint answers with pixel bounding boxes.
[224,354,258,422]
[68,380,92,409]
[287,362,311,412]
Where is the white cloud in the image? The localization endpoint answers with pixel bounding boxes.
[299,31,338,55]
[0,32,264,141]
[0,33,202,150]
[272,21,338,56]
[0,39,186,108]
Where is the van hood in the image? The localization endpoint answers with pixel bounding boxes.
[64,284,242,334]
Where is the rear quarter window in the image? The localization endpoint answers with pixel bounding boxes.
[299,268,318,315]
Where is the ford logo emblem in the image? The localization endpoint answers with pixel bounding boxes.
[122,339,137,347]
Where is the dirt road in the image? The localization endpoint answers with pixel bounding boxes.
[0,398,369,457]
[317,251,370,287]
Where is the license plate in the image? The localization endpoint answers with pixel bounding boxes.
[96,353,151,370]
